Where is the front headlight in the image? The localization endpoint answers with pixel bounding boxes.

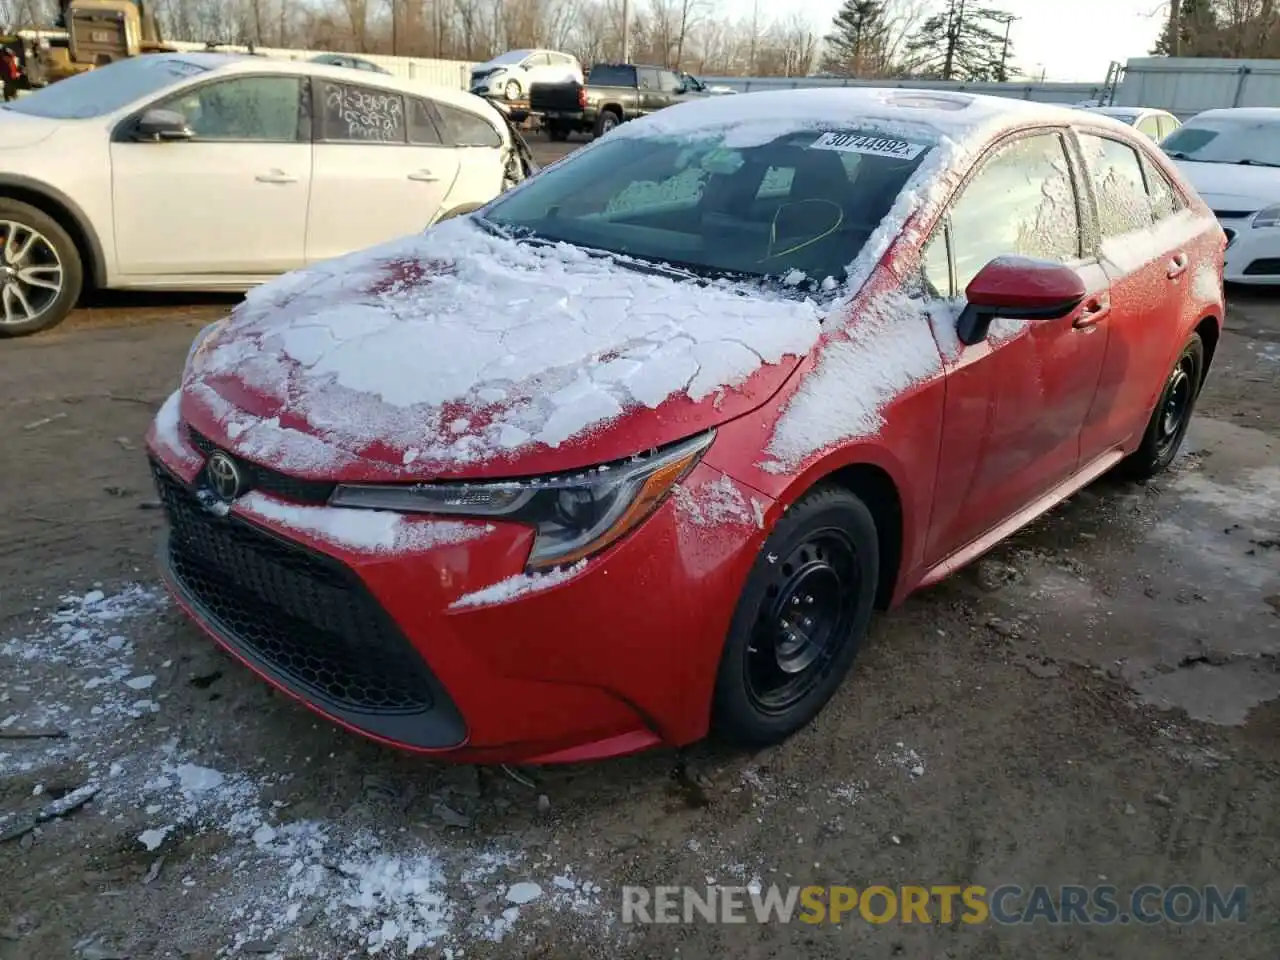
[1252,204,1280,228]
[330,430,715,570]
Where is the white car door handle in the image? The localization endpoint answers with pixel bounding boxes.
[255,170,297,184]
[407,170,439,182]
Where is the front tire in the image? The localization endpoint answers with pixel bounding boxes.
[0,198,82,338]
[1120,332,1205,480]
[711,485,879,747]
[503,79,522,101]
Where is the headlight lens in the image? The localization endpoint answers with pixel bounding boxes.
[330,430,715,569]
[1252,204,1280,228]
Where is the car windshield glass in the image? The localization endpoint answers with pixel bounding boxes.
[1161,118,1280,166]
[480,127,933,294]
[5,56,208,119]
[489,50,531,66]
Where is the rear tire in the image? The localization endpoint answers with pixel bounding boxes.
[0,198,83,339]
[711,485,879,748]
[1120,332,1205,480]
[593,109,620,138]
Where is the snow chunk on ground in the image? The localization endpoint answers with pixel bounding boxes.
[765,287,943,468]
[450,560,588,609]
[237,492,492,555]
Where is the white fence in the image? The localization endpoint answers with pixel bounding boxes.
[1113,57,1280,118]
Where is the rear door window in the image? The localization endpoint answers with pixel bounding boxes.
[587,65,636,87]
[1136,115,1162,140]
[317,81,406,143]
[431,101,501,147]
[1078,134,1155,238]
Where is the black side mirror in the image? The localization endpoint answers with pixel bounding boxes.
[135,108,193,142]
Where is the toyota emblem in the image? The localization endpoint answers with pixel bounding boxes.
[205,451,244,503]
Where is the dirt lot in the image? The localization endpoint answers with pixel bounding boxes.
[1,138,1278,959]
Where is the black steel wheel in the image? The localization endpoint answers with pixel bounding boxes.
[1120,332,1205,480]
[712,484,879,746]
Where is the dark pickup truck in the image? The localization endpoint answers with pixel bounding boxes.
[529,63,713,140]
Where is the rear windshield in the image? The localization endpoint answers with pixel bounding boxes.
[586,65,636,87]
[5,56,207,119]
[481,126,933,294]
[1161,118,1280,167]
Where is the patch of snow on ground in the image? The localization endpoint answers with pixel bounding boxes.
[877,742,926,779]
[237,492,493,555]
[674,475,763,529]
[450,559,589,609]
[764,286,944,469]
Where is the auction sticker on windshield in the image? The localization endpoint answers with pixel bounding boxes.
[809,132,927,160]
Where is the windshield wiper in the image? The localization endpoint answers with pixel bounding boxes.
[470,214,514,239]
[1237,158,1280,167]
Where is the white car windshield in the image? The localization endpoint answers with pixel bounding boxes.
[480,126,933,294]
[5,56,209,120]
[487,50,532,67]
[1162,117,1280,167]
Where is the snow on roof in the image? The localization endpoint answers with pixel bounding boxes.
[612,87,1092,150]
[1189,107,1280,124]
[192,218,823,474]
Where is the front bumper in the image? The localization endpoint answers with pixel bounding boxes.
[1219,216,1280,285]
[147,419,770,764]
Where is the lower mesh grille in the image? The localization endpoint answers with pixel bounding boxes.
[153,462,442,718]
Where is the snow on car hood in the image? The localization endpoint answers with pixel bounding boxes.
[182,217,823,481]
[1174,159,1280,212]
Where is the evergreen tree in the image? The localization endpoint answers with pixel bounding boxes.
[904,0,1018,82]
[1151,0,1220,56]
[821,0,890,77]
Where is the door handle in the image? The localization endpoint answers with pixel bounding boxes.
[1167,252,1189,279]
[1073,295,1111,329]
[407,170,439,182]
[255,170,297,184]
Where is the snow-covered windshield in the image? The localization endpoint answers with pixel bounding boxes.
[1161,116,1280,167]
[5,56,208,120]
[481,127,933,291]
[486,50,532,67]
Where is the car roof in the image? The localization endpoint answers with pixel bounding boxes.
[1188,107,1280,124]
[614,87,1137,148]
[1084,106,1168,119]
[160,53,495,116]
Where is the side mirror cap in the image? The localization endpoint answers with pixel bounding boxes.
[135,108,193,142]
[956,257,1087,346]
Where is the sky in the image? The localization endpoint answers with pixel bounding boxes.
[791,0,1168,83]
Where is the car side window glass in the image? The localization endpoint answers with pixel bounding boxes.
[1141,154,1184,221]
[947,132,1082,293]
[155,76,303,142]
[318,81,406,143]
[659,70,681,93]
[921,228,951,298]
[407,97,442,145]
[432,101,501,148]
[1158,115,1180,140]
[1078,133,1155,238]
[638,68,657,90]
[1136,116,1161,140]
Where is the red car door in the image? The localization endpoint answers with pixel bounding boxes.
[919,130,1112,565]
[1074,131,1213,459]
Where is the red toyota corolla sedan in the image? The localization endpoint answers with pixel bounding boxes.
[147,89,1226,764]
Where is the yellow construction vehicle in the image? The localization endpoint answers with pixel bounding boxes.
[37,0,176,84]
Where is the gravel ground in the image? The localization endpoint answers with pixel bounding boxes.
[1,137,1277,959]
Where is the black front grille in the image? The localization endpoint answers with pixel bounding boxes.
[1243,258,1280,277]
[186,427,335,505]
[153,462,466,746]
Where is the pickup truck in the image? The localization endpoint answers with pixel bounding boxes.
[529,63,713,141]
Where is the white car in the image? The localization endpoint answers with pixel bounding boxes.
[469,49,583,101]
[1162,107,1280,285]
[0,52,535,336]
[1080,105,1181,141]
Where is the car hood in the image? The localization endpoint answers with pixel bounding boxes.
[1173,159,1280,213]
[181,217,823,483]
[0,109,61,149]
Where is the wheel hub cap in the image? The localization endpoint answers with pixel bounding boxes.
[0,220,64,327]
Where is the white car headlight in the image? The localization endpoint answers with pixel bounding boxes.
[330,431,715,570]
[1252,204,1280,228]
